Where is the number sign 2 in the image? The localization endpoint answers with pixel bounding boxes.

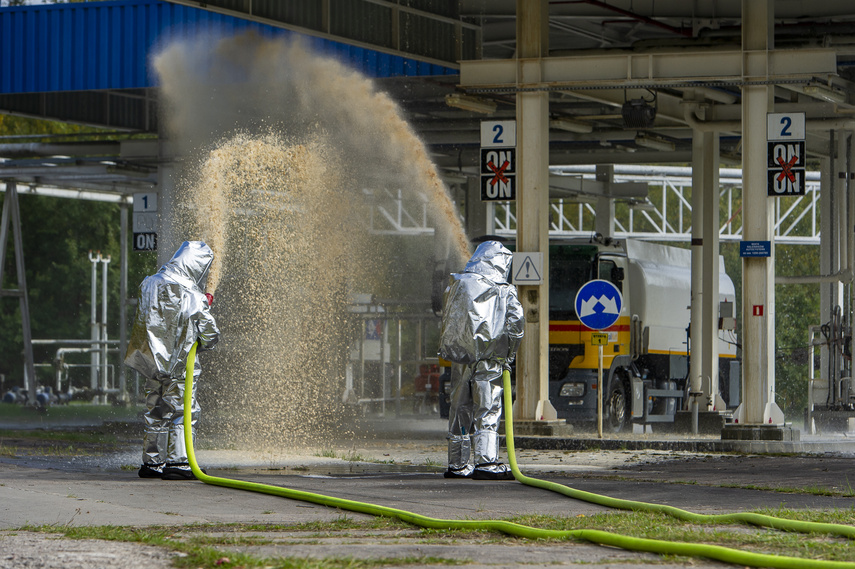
[481,120,516,148]
[767,113,805,141]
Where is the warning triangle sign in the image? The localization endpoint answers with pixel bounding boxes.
[513,254,542,283]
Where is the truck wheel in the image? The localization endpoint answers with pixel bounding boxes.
[605,378,629,432]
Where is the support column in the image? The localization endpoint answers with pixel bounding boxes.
[816,152,839,417]
[595,165,615,238]
[690,129,722,412]
[689,130,706,408]
[701,133,722,411]
[729,0,787,434]
[512,0,557,423]
[119,200,129,402]
[157,139,176,266]
[0,182,37,405]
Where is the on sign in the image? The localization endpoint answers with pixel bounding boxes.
[767,141,805,196]
[480,148,516,201]
[134,233,157,251]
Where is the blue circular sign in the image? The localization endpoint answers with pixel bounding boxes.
[574,279,623,331]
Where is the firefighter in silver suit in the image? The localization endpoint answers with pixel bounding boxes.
[439,241,524,480]
[125,241,220,480]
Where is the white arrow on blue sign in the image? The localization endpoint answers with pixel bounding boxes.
[574,279,623,331]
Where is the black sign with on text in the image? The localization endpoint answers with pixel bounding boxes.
[133,232,157,251]
[480,147,516,201]
[767,141,805,196]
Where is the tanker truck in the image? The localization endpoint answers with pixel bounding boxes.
[438,234,739,432]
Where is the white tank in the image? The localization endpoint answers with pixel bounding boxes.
[624,239,736,357]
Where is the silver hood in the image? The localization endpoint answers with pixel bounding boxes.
[438,241,524,365]
[124,241,220,379]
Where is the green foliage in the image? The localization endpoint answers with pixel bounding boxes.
[0,192,158,384]
[721,239,820,419]
[775,244,820,417]
[0,114,95,138]
[0,115,158,388]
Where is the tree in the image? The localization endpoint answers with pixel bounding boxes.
[0,115,157,390]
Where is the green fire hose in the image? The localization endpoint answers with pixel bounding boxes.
[183,342,855,568]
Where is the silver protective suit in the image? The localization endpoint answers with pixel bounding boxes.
[439,241,524,476]
[125,241,220,468]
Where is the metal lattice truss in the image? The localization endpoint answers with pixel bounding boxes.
[363,166,822,245]
[364,187,435,235]
[492,166,822,245]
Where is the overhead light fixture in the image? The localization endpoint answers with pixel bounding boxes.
[549,117,593,133]
[622,96,657,128]
[634,132,676,152]
[803,82,847,104]
[444,93,497,114]
[628,198,657,212]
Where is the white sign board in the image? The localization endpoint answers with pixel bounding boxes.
[133,192,158,212]
[132,212,158,232]
[767,112,805,141]
[512,252,543,285]
[480,120,516,148]
[133,192,158,251]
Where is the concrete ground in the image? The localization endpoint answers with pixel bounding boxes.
[3,415,855,568]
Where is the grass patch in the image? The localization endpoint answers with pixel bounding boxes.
[20,522,460,569]
[20,507,855,567]
[502,510,855,561]
[0,428,121,445]
[0,403,143,426]
[310,449,392,464]
[720,482,854,498]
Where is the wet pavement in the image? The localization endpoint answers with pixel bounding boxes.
[3,415,855,568]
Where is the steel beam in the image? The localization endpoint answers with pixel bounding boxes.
[460,48,837,90]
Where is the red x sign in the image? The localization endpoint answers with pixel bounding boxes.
[487,160,510,186]
[776,154,798,183]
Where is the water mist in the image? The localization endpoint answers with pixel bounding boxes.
[153,32,470,450]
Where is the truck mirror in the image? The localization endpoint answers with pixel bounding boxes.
[612,267,625,282]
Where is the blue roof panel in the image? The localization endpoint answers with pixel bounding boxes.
[0,0,457,94]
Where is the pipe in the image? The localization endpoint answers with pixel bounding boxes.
[551,0,692,38]
[100,254,111,403]
[684,103,855,133]
[182,345,855,567]
[88,251,100,392]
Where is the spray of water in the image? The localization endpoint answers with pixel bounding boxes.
[153,32,470,449]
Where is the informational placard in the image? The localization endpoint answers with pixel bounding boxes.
[767,113,806,196]
[591,332,609,345]
[133,192,158,251]
[480,120,516,201]
[739,240,772,258]
[512,252,543,285]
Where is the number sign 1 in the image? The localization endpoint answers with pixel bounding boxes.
[133,192,158,212]
[767,113,805,141]
[481,120,516,148]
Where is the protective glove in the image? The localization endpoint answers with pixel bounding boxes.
[205,293,214,307]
